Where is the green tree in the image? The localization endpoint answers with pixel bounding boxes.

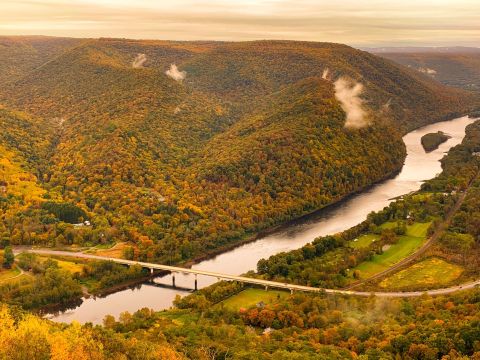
[2,246,14,269]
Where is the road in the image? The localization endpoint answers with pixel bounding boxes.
[20,249,480,298]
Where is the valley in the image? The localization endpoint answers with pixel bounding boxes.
[1,35,480,359]
[34,115,475,324]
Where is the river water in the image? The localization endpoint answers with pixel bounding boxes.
[47,116,475,324]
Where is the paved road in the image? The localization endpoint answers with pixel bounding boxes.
[346,172,479,290]
[19,249,480,298]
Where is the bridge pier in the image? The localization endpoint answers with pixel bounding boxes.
[172,273,176,288]
[265,285,268,291]
[194,274,198,291]
[150,268,154,274]
[290,289,294,294]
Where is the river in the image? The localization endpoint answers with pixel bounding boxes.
[46,116,476,324]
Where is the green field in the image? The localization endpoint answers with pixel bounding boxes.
[379,258,464,289]
[379,221,431,238]
[157,309,200,326]
[352,235,425,279]
[220,288,289,311]
[346,222,431,280]
[411,192,434,201]
[349,234,379,249]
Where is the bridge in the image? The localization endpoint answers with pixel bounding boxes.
[22,249,480,298]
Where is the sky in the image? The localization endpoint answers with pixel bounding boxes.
[1,0,480,47]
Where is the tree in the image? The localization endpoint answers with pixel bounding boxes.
[3,246,14,269]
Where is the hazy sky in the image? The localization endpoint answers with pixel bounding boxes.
[1,0,480,47]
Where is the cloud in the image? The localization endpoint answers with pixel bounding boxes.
[2,1,480,46]
[334,77,369,129]
[132,53,147,68]
[165,64,186,82]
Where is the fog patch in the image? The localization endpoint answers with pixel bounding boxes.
[418,67,437,75]
[334,77,369,129]
[166,64,186,82]
[132,53,147,68]
[322,68,331,80]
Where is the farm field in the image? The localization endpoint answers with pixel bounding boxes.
[379,257,464,290]
[220,288,289,311]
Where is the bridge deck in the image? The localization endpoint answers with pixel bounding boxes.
[23,249,480,298]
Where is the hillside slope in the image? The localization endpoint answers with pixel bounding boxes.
[0,36,84,84]
[0,38,475,263]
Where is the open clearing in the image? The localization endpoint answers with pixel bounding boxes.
[379,257,464,290]
[38,256,85,274]
[379,221,431,238]
[90,242,130,258]
[220,288,289,311]
[352,235,425,279]
[349,234,379,249]
[346,222,431,280]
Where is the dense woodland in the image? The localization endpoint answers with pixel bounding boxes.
[0,37,477,266]
[421,131,451,152]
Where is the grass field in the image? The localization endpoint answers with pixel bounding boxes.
[38,256,85,274]
[158,310,200,326]
[220,288,289,311]
[349,234,379,249]
[411,193,434,201]
[0,266,21,282]
[346,222,431,280]
[379,221,431,238]
[350,236,426,280]
[379,258,464,289]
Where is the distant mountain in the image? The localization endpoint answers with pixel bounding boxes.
[363,46,480,54]
[0,37,476,263]
[366,47,480,92]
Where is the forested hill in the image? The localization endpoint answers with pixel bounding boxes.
[0,37,475,263]
[0,36,83,84]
